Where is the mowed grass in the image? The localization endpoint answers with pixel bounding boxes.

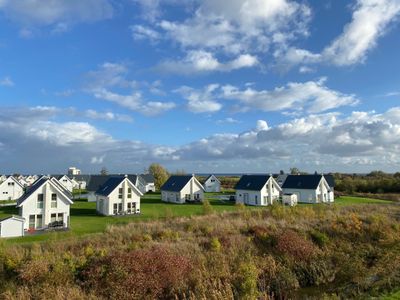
[0,193,395,244]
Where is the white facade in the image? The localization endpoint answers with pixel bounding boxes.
[0,216,25,238]
[282,177,334,203]
[282,194,298,206]
[161,177,204,204]
[145,183,156,192]
[0,176,24,201]
[57,175,74,192]
[18,180,73,230]
[96,178,142,216]
[25,176,37,186]
[204,175,221,192]
[236,176,281,206]
[68,167,81,176]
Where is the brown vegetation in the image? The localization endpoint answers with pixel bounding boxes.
[0,203,399,299]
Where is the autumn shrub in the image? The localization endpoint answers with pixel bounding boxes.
[79,245,193,299]
[234,261,259,300]
[275,229,317,261]
[310,230,330,247]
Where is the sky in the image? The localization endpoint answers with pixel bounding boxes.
[0,0,400,174]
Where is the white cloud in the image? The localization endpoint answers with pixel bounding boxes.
[0,76,14,87]
[2,105,400,173]
[220,78,359,113]
[158,50,258,74]
[175,84,222,113]
[279,0,400,67]
[216,117,240,125]
[323,0,400,66]
[157,0,311,54]
[0,0,114,31]
[131,24,161,41]
[84,110,133,123]
[85,62,176,116]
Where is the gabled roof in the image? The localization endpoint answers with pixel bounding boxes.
[86,175,114,192]
[17,177,73,207]
[51,177,73,198]
[96,176,143,197]
[204,174,221,184]
[282,175,329,190]
[0,215,25,222]
[323,174,335,188]
[1,175,24,189]
[17,177,47,206]
[161,175,193,192]
[235,175,273,191]
[140,174,155,184]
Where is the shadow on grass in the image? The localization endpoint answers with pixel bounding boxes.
[70,207,99,217]
[0,205,19,216]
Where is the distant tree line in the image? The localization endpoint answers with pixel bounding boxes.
[334,171,400,194]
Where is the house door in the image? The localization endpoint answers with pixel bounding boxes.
[243,193,249,204]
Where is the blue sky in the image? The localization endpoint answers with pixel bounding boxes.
[0,0,400,174]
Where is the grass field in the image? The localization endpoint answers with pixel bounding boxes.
[0,193,395,244]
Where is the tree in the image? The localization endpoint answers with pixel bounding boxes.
[148,163,169,190]
[100,167,108,175]
[290,167,300,175]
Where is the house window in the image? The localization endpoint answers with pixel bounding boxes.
[37,194,44,208]
[185,194,190,200]
[51,193,57,208]
[36,214,43,229]
[29,215,35,229]
[195,194,200,200]
[8,182,14,186]
[118,187,123,199]
[211,179,215,182]
[127,187,132,199]
[58,213,64,223]
[127,202,136,213]
[255,195,258,204]
[113,203,118,214]
[51,213,57,223]
[118,203,122,213]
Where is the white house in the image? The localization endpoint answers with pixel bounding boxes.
[0,175,6,183]
[282,193,298,206]
[203,175,221,192]
[17,177,73,231]
[235,175,282,206]
[18,177,29,188]
[68,167,81,176]
[281,174,334,203]
[0,216,25,238]
[25,175,37,186]
[161,175,205,203]
[0,176,24,201]
[140,174,156,192]
[96,176,142,216]
[56,175,74,192]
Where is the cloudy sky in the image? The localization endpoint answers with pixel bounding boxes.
[0,0,400,174]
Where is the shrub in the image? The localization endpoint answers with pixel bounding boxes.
[202,199,214,215]
[209,237,222,252]
[275,230,317,261]
[235,261,259,300]
[80,246,193,299]
[310,231,330,247]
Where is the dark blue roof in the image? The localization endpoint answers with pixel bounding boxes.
[324,174,335,188]
[282,175,329,189]
[96,177,125,196]
[235,175,271,191]
[17,177,47,206]
[140,174,155,184]
[161,175,192,192]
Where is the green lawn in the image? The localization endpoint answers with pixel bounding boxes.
[0,193,395,244]
[382,290,400,300]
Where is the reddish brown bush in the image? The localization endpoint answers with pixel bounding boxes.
[80,245,193,299]
[275,230,317,261]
